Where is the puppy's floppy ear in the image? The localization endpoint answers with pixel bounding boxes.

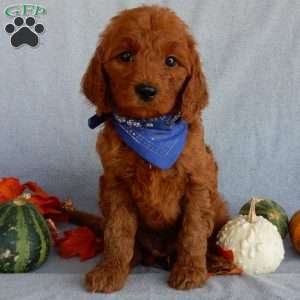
[181,39,208,123]
[81,44,112,113]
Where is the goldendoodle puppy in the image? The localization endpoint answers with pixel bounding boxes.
[81,5,229,293]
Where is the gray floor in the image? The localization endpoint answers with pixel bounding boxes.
[0,235,299,300]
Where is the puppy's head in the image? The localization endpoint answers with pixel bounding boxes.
[81,5,208,123]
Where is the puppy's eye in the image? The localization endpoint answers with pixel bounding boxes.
[165,56,177,67]
[119,51,134,62]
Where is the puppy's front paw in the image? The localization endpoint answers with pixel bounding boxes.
[85,263,129,293]
[168,263,208,290]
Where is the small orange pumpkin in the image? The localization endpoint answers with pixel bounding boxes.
[289,210,300,254]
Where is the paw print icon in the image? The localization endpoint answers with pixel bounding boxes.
[5,16,45,47]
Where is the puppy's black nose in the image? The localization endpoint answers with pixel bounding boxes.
[135,84,157,101]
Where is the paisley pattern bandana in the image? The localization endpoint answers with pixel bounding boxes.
[88,112,188,170]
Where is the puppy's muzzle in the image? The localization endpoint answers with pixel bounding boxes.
[135,83,157,102]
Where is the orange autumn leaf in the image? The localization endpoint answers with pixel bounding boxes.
[29,194,61,215]
[24,181,49,197]
[220,267,242,275]
[28,193,68,223]
[0,177,25,202]
[58,227,103,261]
[23,181,67,221]
[217,245,234,262]
[208,266,243,277]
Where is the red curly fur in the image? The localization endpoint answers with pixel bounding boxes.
[81,5,229,293]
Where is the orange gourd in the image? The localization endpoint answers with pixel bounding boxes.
[289,210,300,254]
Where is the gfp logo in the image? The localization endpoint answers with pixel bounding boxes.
[4,4,46,17]
[4,4,47,48]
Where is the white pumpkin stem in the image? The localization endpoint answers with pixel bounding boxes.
[248,197,258,223]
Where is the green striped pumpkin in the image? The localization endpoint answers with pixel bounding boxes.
[0,194,51,273]
[239,198,288,239]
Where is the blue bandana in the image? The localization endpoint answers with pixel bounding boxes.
[88,112,188,170]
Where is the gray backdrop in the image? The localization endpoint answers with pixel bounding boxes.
[1,1,300,299]
[1,0,299,218]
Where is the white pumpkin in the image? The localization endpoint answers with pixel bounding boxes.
[217,197,285,275]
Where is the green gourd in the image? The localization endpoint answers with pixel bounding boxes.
[239,198,288,239]
[0,193,51,273]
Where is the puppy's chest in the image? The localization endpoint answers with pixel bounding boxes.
[127,165,186,230]
[99,126,187,230]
